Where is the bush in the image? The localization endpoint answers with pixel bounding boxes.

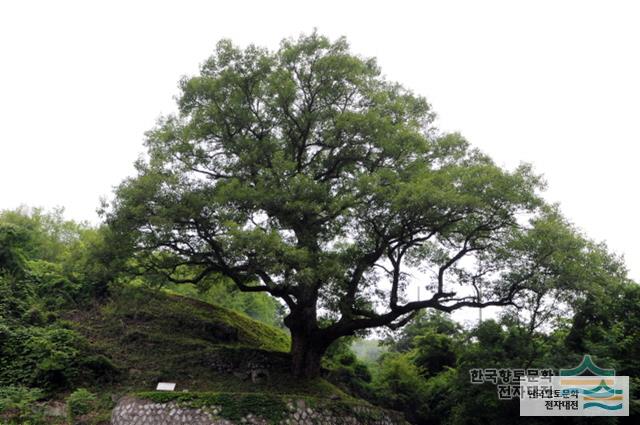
[23,307,46,326]
[412,331,457,377]
[0,386,44,424]
[80,354,120,382]
[371,352,429,423]
[0,325,85,389]
[0,273,34,321]
[67,388,97,421]
[0,224,29,275]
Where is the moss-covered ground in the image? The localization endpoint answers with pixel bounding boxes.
[56,284,362,424]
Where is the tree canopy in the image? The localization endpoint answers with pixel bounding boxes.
[106,33,594,377]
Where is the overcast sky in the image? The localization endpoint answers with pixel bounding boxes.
[1,0,638,286]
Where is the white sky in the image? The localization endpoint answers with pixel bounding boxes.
[1,0,638,292]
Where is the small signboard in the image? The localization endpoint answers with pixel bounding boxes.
[156,382,176,391]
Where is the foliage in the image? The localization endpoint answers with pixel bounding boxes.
[0,324,84,389]
[67,388,97,422]
[371,352,429,423]
[384,310,461,353]
[0,273,34,322]
[360,280,639,425]
[0,207,82,263]
[324,338,373,399]
[0,386,44,424]
[0,259,87,392]
[412,331,457,378]
[0,223,29,275]
[164,278,284,327]
[0,207,116,302]
[0,209,121,394]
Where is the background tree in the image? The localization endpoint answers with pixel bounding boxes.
[0,208,114,393]
[106,32,587,377]
[383,310,461,353]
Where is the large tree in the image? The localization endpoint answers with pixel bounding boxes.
[106,33,580,377]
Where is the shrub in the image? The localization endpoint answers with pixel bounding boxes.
[0,386,44,424]
[23,307,46,326]
[371,352,429,423]
[0,325,85,389]
[80,355,120,382]
[67,388,97,421]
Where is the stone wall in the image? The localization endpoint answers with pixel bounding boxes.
[111,396,408,425]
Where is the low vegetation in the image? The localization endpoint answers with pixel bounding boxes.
[0,208,356,424]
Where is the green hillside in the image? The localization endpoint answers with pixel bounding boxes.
[52,284,356,422]
[72,283,354,395]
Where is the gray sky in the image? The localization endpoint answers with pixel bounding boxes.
[1,0,638,284]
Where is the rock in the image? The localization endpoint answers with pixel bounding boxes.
[111,396,410,425]
[43,401,66,417]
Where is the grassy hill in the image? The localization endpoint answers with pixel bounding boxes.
[51,284,359,423]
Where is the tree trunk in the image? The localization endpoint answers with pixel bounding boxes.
[290,331,327,378]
